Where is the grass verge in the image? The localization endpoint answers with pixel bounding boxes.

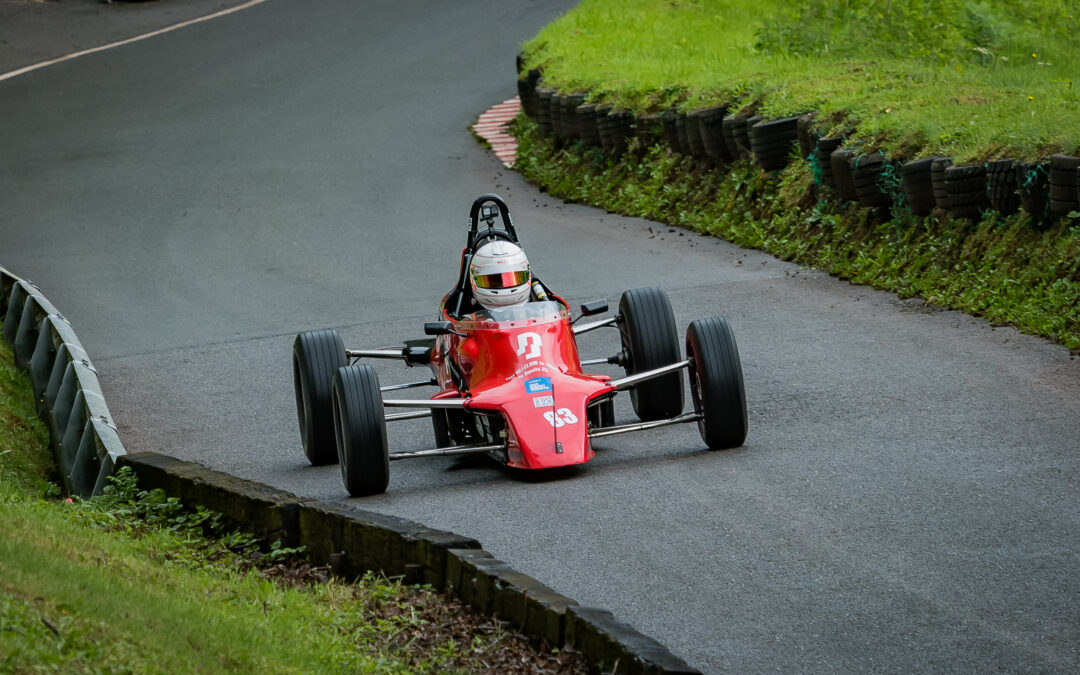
[521,0,1079,162]
[0,340,586,673]
[512,118,1080,350]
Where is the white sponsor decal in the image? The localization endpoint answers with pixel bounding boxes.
[543,408,579,428]
[515,332,542,359]
[532,395,555,408]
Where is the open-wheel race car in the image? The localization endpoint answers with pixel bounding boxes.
[292,194,748,496]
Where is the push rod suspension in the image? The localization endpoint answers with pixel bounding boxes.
[389,443,503,461]
[588,412,702,439]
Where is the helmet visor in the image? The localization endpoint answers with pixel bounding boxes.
[473,270,530,290]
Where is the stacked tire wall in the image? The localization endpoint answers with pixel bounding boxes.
[517,64,1080,227]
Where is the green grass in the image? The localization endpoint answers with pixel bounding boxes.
[0,341,582,673]
[512,119,1080,349]
[522,0,1080,161]
[510,0,1080,349]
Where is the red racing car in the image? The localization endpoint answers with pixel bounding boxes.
[292,194,747,496]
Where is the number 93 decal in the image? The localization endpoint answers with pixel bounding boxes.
[543,408,578,428]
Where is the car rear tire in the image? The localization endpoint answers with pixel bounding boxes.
[618,287,684,421]
[332,364,389,497]
[293,329,347,465]
[686,317,747,450]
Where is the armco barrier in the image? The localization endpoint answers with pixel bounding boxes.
[116,451,702,675]
[1,265,125,496]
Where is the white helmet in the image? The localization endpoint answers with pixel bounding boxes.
[469,240,531,309]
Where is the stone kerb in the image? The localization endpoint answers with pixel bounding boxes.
[117,451,702,674]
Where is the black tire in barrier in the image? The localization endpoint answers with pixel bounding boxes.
[931,157,954,209]
[721,115,743,160]
[814,137,844,189]
[535,87,555,136]
[635,113,662,146]
[685,111,706,159]
[986,160,1019,215]
[945,164,989,219]
[694,106,731,163]
[661,110,680,153]
[750,117,800,171]
[830,148,859,202]
[902,158,938,216]
[851,153,893,208]
[1015,162,1051,223]
[675,111,690,155]
[797,115,817,159]
[1048,154,1080,215]
[577,104,600,147]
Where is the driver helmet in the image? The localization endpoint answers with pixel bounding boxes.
[469,240,532,309]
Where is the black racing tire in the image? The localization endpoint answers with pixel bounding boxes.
[293,329,347,466]
[618,287,684,421]
[332,364,389,497]
[686,318,747,450]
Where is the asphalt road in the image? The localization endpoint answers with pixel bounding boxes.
[3,1,1080,672]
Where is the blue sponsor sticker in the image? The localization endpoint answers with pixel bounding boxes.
[524,376,553,393]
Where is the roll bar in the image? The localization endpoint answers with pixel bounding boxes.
[453,193,521,318]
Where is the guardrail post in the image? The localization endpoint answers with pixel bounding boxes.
[49,361,77,446]
[60,390,88,485]
[29,315,60,399]
[90,421,125,496]
[13,295,42,368]
[1,282,28,345]
[43,343,87,413]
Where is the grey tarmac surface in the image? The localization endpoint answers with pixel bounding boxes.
[3,1,1080,672]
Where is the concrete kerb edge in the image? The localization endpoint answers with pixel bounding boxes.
[116,451,700,674]
[0,264,127,497]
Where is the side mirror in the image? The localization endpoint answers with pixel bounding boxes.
[580,300,608,317]
[424,321,459,336]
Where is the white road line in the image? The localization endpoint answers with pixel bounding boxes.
[0,0,269,82]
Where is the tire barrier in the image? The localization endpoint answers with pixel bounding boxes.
[851,152,895,209]
[813,137,844,190]
[1016,161,1051,224]
[694,105,731,164]
[945,164,990,219]
[930,157,954,210]
[516,61,1080,226]
[119,451,703,675]
[986,160,1019,216]
[750,116,801,171]
[830,148,859,203]
[0,265,125,497]
[1049,153,1080,215]
[901,157,938,216]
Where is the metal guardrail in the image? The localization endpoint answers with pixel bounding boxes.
[0,265,125,497]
